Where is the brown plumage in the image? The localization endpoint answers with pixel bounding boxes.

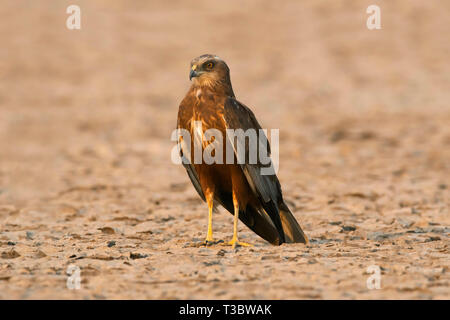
[176,54,308,247]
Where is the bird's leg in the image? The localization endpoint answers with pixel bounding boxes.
[228,192,252,249]
[203,191,215,245]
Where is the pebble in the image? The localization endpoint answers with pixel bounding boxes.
[107,240,116,247]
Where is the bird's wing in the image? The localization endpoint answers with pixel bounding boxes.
[176,102,206,202]
[181,151,206,202]
[223,97,286,242]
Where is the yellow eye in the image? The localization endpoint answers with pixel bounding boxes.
[205,62,214,69]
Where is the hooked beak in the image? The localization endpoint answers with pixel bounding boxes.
[189,69,199,81]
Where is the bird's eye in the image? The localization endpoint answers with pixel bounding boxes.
[205,62,214,69]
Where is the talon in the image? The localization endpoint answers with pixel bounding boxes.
[228,239,253,248]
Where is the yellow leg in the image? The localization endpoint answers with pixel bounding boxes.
[228,195,252,248]
[204,193,215,244]
[205,203,214,242]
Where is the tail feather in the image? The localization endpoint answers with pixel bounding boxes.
[216,193,308,245]
[239,206,282,245]
[279,201,309,244]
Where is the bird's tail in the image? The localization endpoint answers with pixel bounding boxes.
[279,201,309,244]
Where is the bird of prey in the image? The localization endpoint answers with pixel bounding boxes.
[176,54,308,247]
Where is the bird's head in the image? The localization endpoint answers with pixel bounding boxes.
[189,54,231,88]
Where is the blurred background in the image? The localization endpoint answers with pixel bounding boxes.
[0,0,449,299]
[1,0,449,204]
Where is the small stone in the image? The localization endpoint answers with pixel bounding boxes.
[397,218,414,228]
[216,249,226,256]
[130,252,148,260]
[367,232,397,241]
[203,260,221,266]
[1,249,20,259]
[98,227,115,234]
[407,228,426,234]
[425,236,441,242]
[34,250,47,259]
[341,225,356,232]
[107,241,116,247]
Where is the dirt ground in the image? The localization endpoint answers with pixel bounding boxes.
[0,1,449,299]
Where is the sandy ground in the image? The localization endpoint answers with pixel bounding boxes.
[0,1,449,299]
